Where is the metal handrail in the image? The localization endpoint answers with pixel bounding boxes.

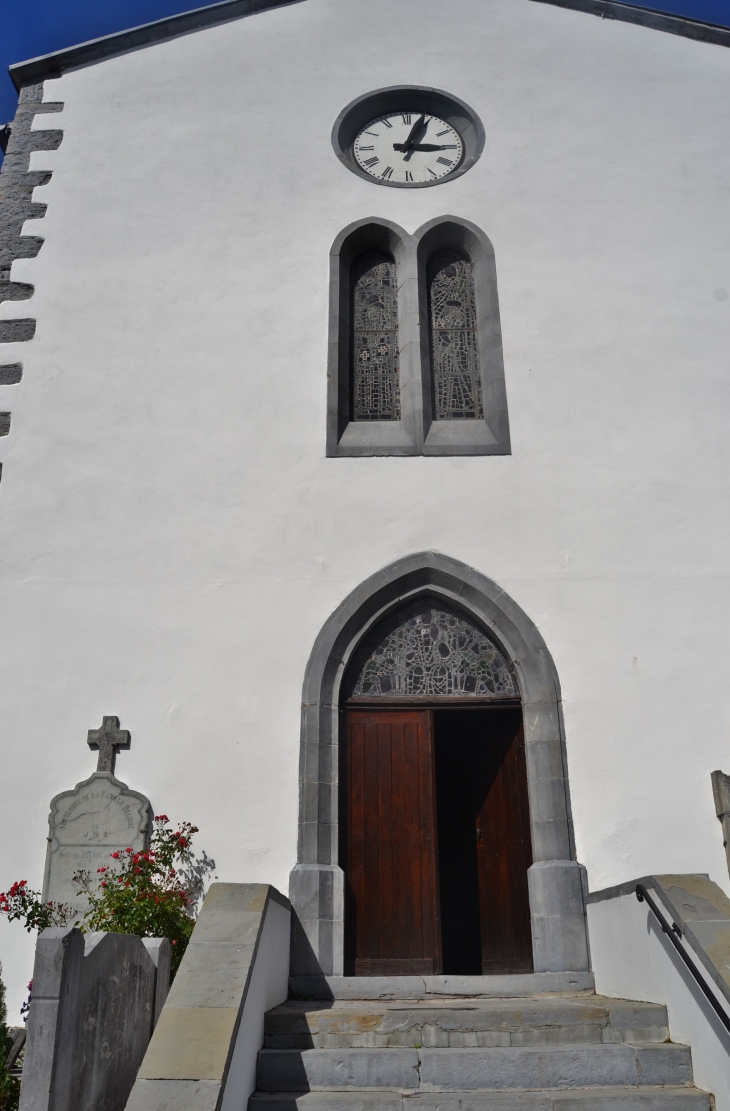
[635,882,730,1036]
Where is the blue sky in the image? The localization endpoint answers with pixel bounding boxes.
[1,0,729,136]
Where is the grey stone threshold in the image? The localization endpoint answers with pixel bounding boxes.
[288,973,596,1000]
[251,1090,710,1109]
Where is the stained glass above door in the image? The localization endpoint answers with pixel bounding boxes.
[344,597,516,699]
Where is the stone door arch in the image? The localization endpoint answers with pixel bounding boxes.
[289,552,589,979]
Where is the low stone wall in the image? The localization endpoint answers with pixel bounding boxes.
[125,883,291,1111]
[19,929,169,1111]
[587,873,730,1111]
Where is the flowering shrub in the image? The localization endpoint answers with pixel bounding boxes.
[0,817,209,977]
[0,882,74,933]
[72,816,199,972]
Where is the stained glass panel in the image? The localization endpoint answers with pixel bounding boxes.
[428,249,483,420]
[351,251,400,421]
[345,597,516,698]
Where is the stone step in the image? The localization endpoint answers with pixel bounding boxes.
[250,1088,710,1111]
[265,997,669,1049]
[288,975,596,1001]
[255,1045,693,1093]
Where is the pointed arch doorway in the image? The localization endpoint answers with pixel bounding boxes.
[341,598,533,976]
[289,553,590,981]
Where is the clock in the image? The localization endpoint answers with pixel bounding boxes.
[332,86,485,189]
[353,112,464,186]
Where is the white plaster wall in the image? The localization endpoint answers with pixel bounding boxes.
[588,895,730,1109]
[1,0,730,1011]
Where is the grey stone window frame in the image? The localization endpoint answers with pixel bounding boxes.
[327,220,416,456]
[326,217,511,458]
[289,551,590,981]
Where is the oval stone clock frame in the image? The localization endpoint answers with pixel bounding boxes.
[332,85,486,189]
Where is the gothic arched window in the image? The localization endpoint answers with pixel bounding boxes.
[327,218,510,457]
[344,596,516,698]
[427,249,483,421]
[351,251,400,421]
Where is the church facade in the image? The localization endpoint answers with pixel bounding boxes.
[1,0,730,1013]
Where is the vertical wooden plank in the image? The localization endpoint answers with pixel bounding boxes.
[377,720,394,961]
[361,716,380,959]
[346,719,366,967]
[511,723,534,961]
[418,710,442,973]
[390,720,411,959]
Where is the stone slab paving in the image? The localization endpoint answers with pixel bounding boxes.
[250,1091,711,1111]
[250,991,710,1111]
[264,997,670,1050]
[256,1044,693,1092]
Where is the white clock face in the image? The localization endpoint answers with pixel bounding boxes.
[353,112,463,185]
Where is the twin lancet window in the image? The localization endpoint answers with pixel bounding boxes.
[327,217,510,457]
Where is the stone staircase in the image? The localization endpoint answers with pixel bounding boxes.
[249,990,711,1110]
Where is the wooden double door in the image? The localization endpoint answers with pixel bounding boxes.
[343,705,533,976]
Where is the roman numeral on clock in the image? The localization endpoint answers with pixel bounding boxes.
[381,166,393,180]
[363,156,379,167]
[382,118,393,129]
[436,157,454,167]
[401,114,411,125]
[405,170,413,182]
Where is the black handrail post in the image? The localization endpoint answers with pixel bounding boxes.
[636,883,730,1037]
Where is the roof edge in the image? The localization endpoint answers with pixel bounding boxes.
[530,0,730,48]
[9,0,301,91]
[8,0,730,94]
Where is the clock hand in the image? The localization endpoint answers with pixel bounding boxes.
[393,143,451,152]
[402,113,426,149]
[400,114,429,161]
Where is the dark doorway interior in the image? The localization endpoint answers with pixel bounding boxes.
[435,707,533,975]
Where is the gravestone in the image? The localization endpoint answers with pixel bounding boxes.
[42,717,153,918]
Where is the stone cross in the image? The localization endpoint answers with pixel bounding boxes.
[87,716,131,775]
